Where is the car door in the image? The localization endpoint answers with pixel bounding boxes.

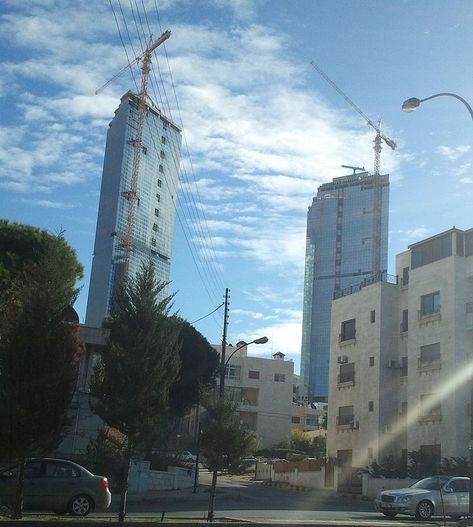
[42,460,81,512]
[22,461,44,510]
[443,478,467,516]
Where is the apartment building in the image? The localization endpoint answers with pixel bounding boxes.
[214,342,294,448]
[327,227,473,480]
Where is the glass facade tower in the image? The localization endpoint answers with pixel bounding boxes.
[86,91,182,327]
[300,171,389,400]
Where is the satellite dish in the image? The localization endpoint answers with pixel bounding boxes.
[310,402,318,410]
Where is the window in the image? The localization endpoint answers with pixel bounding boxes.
[225,364,241,381]
[411,232,452,269]
[400,356,408,376]
[274,373,286,382]
[370,310,375,323]
[151,238,156,247]
[420,291,440,316]
[400,401,408,420]
[448,479,469,493]
[337,405,354,426]
[401,309,408,332]
[368,448,373,459]
[248,370,260,379]
[157,179,162,187]
[161,136,166,144]
[368,401,374,412]
[142,145,147,155]
[160,150,165,159]
[420,394,441,418]
[156,193,160,202]
[420,343,440,364]
[369,356,375,367]
[340,319,356,341]
[159,165,164,173]
[154,208,159,217]
[45,462,79,478]
[292,416,301,424]
[338,362,354,384]
[402,266,409,286]
[305,415,317,426]
[152,223,158,232]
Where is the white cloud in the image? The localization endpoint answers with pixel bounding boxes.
[437,144,471,160]
[460,177,473,184]
[21,199,75,208]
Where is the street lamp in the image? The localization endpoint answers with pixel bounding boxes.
[402,91,473,516]
[402,93,473,120]
[219,336,268,397]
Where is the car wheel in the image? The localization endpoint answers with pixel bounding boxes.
[68,494,94,516]
[415,500,434,521]
[382,511,397,518]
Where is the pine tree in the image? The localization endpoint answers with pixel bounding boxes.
[90,262,180,522]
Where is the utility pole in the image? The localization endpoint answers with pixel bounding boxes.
[219,288,230,397]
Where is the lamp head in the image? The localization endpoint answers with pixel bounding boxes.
[254,336,268,344]
[402,97,421,112]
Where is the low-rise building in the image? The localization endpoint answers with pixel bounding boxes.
[327,227,473,486]
[214,341,294,448]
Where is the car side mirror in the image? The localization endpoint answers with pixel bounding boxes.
[443,487,453,493]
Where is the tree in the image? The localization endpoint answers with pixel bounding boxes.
[199,392,255,522]
[90,262,181,522]
[0,220,83,519]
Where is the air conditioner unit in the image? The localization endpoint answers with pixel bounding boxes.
[337,355,349,364]
[386,359,399,369]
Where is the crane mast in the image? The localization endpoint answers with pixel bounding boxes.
[309,60,396,275]
[97,30,171,277]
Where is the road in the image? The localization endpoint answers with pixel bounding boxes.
[101,470,457,525]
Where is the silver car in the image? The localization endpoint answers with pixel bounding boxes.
[0,458,111,516]
[374,476,469,521]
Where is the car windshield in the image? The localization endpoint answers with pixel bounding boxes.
[410,477,449,490]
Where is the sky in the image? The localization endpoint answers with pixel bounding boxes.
[1,0,472,373]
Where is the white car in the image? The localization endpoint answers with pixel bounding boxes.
[179,451,197,462]
[374,476,469,521]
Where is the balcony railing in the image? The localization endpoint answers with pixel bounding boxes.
[418,357,441,371]
[334,272,398,299]
[339,331,356,343]
[336,415,355,427]
[418,305,441,321]
[337,373,355,385]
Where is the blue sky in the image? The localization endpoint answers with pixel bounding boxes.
[1,0,472,372]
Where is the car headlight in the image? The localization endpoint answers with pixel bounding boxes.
[397,495,411,504]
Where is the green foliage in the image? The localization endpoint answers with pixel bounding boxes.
[366,455,407,478]
[408,450,441,479]
[90,262,181,445]
[312,435,326,457]
[200,392,254,473]
[168,319,218,416]
[441,456,469,476]
[0,223,83,460]
[86,427,128,492]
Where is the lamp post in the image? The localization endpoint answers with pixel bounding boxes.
[402,93,473,121]
[219,336,269,398]
[402,91,473,516]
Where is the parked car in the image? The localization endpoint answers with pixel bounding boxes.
[179,451,197,462]
[374,476,469,521]
[240,457,257,464]
[0,458,111,516]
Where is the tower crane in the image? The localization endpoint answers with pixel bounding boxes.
[96,30,171,277]
[309,60,396,275]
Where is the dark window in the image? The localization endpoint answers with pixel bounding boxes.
[151,238,156,247]
[369,356,375,367]
[338,362,354,384]
[157,179,162,187]
[400,401,408,419]
[160,150,165,159]
[420,291,440,316]
[154,208,159,217]
[161,136,166,144]
[368,448,373,459]
[420,343,440,364]
[292,416,301,424]
[368,401,374,412]
[420,394,441,417]
[370,310,375,323]
[411,232,452,269]
[274,373,285,382]
[45,462,79,478]
[159,165,164,173]
[248,370,260,379]
[156,193,160,202]
[402,266,409,286]
[152,223,158,232]
[142,145,147,155]
[401,309,409,332]
[340,319,356,341]
[400,356,408,376]
[448,479,469,493]
[337,405,354,426]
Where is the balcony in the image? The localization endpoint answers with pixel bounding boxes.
[417,358,441,373]
[418,305,441,325]
[418,411,442,423]
[337,373,355,388]
[339,332,356,347]
[336,415,358,430]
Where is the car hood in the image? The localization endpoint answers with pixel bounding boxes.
[381,488,431,497]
